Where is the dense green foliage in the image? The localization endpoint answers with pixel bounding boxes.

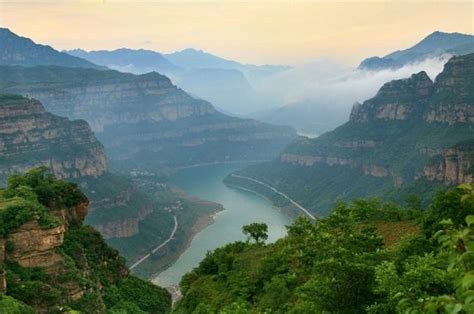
[0,294,34,313]
[177,184,474,313]
[0,169,171,313]
[0,167,77,235]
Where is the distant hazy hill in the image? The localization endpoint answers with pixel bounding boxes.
[67,47,286,114]
[165,48,241,70]
[67,48,179,73]
[0,28,103,69]
[228,54,474,215]
[165,48,289,82]
[359,31,474,70]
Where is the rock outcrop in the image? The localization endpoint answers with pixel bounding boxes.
[423,141,474,184]
[349,71,433,123]
[0,94,107,182]
[232,54,474,215]
[0,169,171,312]
[0,66,296,170]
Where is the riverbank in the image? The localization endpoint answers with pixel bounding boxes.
[152,163,291,288]
[149,200,224,283]
[173,159,269,170]
[224,183,298,220]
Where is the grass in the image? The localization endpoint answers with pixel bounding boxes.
[375,220,419,247]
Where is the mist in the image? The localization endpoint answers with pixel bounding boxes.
[250,55,450,134]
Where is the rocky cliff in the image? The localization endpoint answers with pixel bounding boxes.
[0,94,164,241]
[423,140,474,184]
[0,94,107,182]
[0,169,171,312]
[229,54,474,215]
[0,65,296,170]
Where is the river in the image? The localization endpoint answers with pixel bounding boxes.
[152,163,292,288]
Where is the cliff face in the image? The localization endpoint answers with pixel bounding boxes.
[0,169,171,312]
[0,95,174,261]
[349,71,434,123]
[91,188,153,239]
[231,54,474,215]
[0,95,107,182]
[0,66,296,170]
[423,141,474,184]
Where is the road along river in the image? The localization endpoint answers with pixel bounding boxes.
[152,163,292,288]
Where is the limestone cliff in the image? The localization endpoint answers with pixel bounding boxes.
[0,94,175,260]
[230,54,474,215]
[0,169,171,312]
[0,66,296,170]
[0,94,107,182]
[423,141,474,184]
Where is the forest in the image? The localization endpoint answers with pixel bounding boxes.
[176,184,474,313]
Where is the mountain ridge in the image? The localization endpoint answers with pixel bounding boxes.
[359,31,474,70]
[227,54,474,215]
[0,28,104,69]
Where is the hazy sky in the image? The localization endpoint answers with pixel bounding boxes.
[0,0,472,65]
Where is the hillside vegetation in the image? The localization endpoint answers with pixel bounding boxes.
[177,184,474,313]
[0,168,171,313]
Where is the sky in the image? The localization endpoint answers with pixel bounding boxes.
[0,0,472,66]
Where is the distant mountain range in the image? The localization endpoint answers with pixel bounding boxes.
[0,28,103,69]
[67,47,289,115]
[68,48,180,74]
[253,31,474,134]
[359,31,474,70]
[0,29,295,164]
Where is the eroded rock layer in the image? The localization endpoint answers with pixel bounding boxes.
[228,54,474,214]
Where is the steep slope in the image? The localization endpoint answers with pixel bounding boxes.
[0,168,171,312]
[176,184,474,313]
[0,94,222,278]
[0,28,102,69]
[227,54,474,215]
[0,65,296,170]
[0,94,106,182]
[0,94,158,252]
[359,31,474,70]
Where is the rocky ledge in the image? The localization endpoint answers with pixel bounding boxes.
[0,94,107,182]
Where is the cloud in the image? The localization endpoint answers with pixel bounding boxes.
[250,55,450,133]
[256,55,449,108]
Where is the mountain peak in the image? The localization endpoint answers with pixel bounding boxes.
[359,31,474,70]
[0,28,103,69]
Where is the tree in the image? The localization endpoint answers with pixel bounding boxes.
[242,223,268,244]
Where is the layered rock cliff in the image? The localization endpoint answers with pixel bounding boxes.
[0,94,163,241]
[0,94,107,182]
[0,169,171,312]
[423,140,474,184]
[0,65,296,170]
[229,54,474,215]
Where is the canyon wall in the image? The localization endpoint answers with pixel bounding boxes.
[0,94,106,182]
[231,54,474,215]
[0,66,296,170]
